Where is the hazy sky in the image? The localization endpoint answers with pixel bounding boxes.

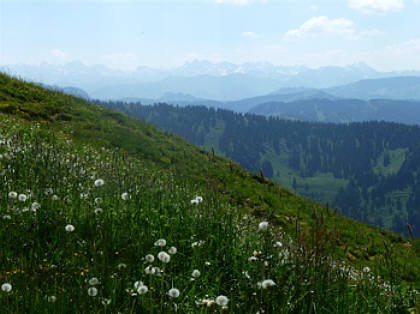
[1,0,420,71]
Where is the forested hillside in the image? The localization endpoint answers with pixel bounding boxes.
[100,102,420,237]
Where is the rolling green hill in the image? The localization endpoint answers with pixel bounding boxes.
[1,73,420,312]
[99,103,420,239]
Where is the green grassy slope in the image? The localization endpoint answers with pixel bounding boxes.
[1,73,420,312]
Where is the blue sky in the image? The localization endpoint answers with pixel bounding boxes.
[1,0,420,71]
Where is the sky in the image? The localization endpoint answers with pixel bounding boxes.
[1,0,420,71]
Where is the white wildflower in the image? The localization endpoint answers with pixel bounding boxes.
[137,285,148,295]
[94,179,104,187]
[192,269,201,278]
[121,192,129,200]
[215,295,229,307]
[88,277,100,286]
[157,251,171,263]
[145,254,155,263]
[102,298,111,305]
[144,265,156,275]
[65,224,75,232]
[18,194,27,202]
[94,208,103,215]
[154,239,167,247]
[168,288,180,298]
[8,192,17,199]
[258,221,269,231]
[87,287,98,297]
[1,283,12,292]
[261,279,276,289]
[47,295,57,303]
[168,246,177,254]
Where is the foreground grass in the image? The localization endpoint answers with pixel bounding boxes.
[0,115,418,313]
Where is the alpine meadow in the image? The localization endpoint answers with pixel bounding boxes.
[2,0,420,313]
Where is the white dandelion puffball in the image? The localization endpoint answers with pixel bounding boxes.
[134,281,143,289]
[195,196,203,203]
[144,265,156,275]
[47,295,57,303]
[191,199,199,205]
[215,295,229,307]
[88,277,99,286]
[18,194,27,202]
[102,298,112,305]
[8,191,17,199]
[1,283,12,292]
[258,221,269,231]
[94,179,104,187]
[192,269,201,278]
[137,285,148,295]
[168,288,180,298]
[145,254,155,263]
[168,246,177,254]
[65,224,75,232]
[94,208,103,215]
[273,241,283,248]
[95,197,102,205]
[31,202,41,211]
[157,251,171,263]
[261,279,276,289]
[363,266,370,273]
[87,287,98,297]
[154,239,167,247]
[121,192,129,200]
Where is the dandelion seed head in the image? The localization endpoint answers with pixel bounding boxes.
[261,279,276,289]
[102,298,111,305]
[144,265,156,275]
[134,281,143,289]
[8,191,17,199]
[215,295,229,307]
[1,283,12,292]
[168,288,180,298]
[157,251,171,263]
[258,221,269,231]
[154,239,167,247]
[87,287,98,297]
[94,179,104,187]
[168,246,177,254]
[121,192,129,200]
[47,295,57,303]
[192,269,201,278]
[137,285,148,295]
[145,254,154,263]
[94,208,103,215]
[88,277,99,286]
[18,194,27,202]
[65,224,75,232]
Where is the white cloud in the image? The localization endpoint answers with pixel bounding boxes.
[285,16,355,39]
[310,5,319,11]
[284,16,381,40]
[216,0,267,5]
[50,49,68,59]
[349,0,404,13]
[242,31,257,38]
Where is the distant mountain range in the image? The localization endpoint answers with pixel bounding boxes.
[2,60,420,101]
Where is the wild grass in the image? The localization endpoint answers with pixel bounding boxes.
[0,116,419,313]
